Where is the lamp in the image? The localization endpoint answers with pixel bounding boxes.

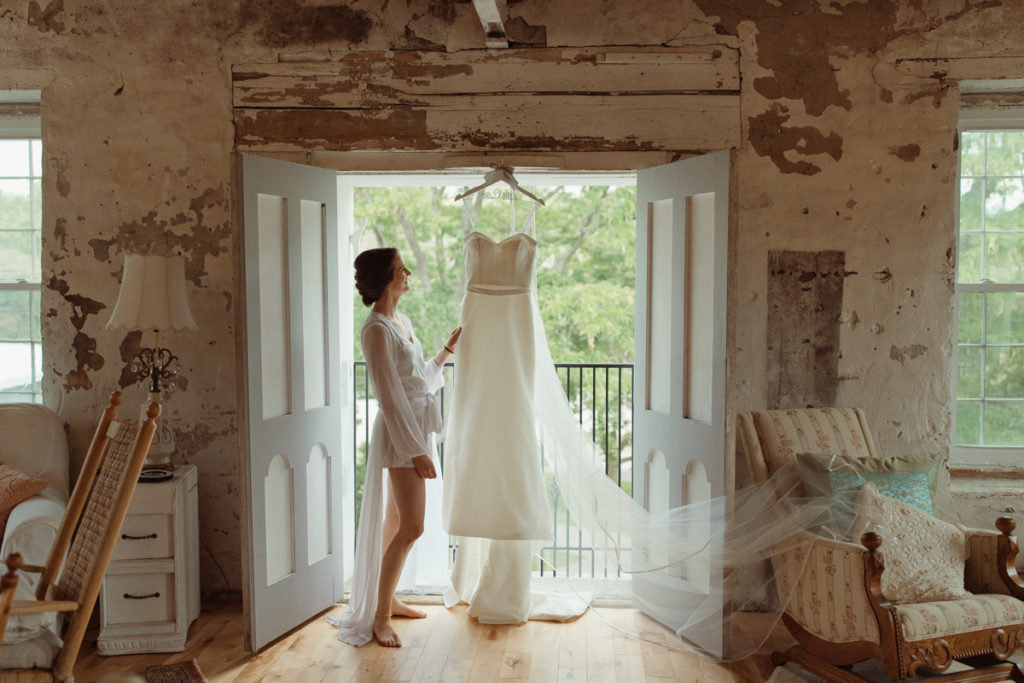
[106,254,197,469]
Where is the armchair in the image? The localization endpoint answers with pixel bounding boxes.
[0,392,158,681]
[0,403,69,649]
[739,407,1024,682]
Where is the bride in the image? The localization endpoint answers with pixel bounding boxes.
[326,247,461,648]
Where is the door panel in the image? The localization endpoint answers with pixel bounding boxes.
[633,150,732,657]
[240,154,344,651]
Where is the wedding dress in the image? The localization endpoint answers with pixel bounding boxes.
[442,230,588,624]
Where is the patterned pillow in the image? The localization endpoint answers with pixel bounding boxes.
[0,463,48,539]
[851,484,969,604]
[795,452,942,535]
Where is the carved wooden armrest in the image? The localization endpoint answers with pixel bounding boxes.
[860,532,899,675]
[994,517,1024,599]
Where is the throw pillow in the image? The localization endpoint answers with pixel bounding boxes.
[850,483,969,604]
[0,463,48,539]
[795,452,942,535]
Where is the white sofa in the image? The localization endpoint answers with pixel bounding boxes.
[0,403,69,663]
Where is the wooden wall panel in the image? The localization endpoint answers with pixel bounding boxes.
[232,47,740,154]
[233,47,739,108]
[235,94,739,152]
[766,250,846,411]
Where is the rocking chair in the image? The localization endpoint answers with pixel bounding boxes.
[738,407,1024,682]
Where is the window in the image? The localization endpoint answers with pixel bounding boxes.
[954,120,1024,461]
[0,99,42,404]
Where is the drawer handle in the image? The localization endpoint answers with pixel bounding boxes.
[121,533,158,540]
[123,592,161,600]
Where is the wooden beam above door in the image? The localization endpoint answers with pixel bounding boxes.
[232,46,740,155]
[233,47,739,108]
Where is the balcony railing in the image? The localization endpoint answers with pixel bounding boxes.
[351,361,634,579]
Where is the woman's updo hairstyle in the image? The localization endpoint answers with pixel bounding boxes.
[353,247,398,307]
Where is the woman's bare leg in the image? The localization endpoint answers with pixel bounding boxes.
[382,477,426,620]
[373,467,426,647]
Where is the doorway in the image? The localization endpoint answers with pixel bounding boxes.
[339,170,638,595]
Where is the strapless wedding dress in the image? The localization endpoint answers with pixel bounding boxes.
[442,231,587,624]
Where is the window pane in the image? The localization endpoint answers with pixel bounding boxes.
[982,400,1024,445]
[30,140,42,177]
[987,292,1024,345]
[0,291,31,340]
[960,132,985,177]
[0,342,33,391]
[985,131,1024,177]
[30,291,40,342]
[0,231,34,281]
[983,233,1024,283]
[984,346,1024,398]
[956,400,981,445]
[959,178,982,231]
[984,177,1024,231]
[957,232,982,283]
[0,142,30,178]
[958,292,983,344]
[31,178,41,231]
[0,180,31,229]
[957,346,982,398]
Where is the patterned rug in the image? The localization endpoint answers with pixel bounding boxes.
[139,660,209,683]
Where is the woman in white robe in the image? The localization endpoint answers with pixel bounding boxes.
[326,247,461,647]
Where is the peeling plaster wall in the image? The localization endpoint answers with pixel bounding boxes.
[3,0,1024,600]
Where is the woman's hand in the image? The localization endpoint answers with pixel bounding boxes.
[445,326,463,353]
[412,455,436,479]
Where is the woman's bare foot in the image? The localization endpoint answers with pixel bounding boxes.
[391,598,427,619]
[372,614,401,647]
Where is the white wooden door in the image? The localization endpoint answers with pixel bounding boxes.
[633,150,732,657]
[240,154,345,651]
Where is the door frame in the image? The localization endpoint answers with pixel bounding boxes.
[232,148,738,650]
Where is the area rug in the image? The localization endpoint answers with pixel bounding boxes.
[139,660,209,683]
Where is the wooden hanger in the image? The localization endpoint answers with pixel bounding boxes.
[454,164,545,205]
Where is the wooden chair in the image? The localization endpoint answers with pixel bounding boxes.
[738,407,1024,682]
[0,392,159,682]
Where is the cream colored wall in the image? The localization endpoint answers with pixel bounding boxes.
[2,1,1022,597]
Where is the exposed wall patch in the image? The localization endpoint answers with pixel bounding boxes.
[767,250,848,409]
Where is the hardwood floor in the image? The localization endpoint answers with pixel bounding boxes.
[73,602,788,682]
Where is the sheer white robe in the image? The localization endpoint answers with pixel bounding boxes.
[325,311,444,646]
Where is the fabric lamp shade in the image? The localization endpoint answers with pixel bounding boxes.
[106,254,197,332]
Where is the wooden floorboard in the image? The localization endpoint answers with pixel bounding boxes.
[72,602,788,682]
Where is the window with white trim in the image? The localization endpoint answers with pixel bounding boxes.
[0,100,42,404]
[954,118,1024,460]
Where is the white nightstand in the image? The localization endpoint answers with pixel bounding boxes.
[97,464,200,654]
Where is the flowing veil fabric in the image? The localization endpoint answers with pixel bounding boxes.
[324,444,384,646]
[440,230,850,660]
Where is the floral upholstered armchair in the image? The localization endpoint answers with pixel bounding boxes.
[738,407,1024,682]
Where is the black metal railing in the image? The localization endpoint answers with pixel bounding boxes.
[350,361,634,578]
